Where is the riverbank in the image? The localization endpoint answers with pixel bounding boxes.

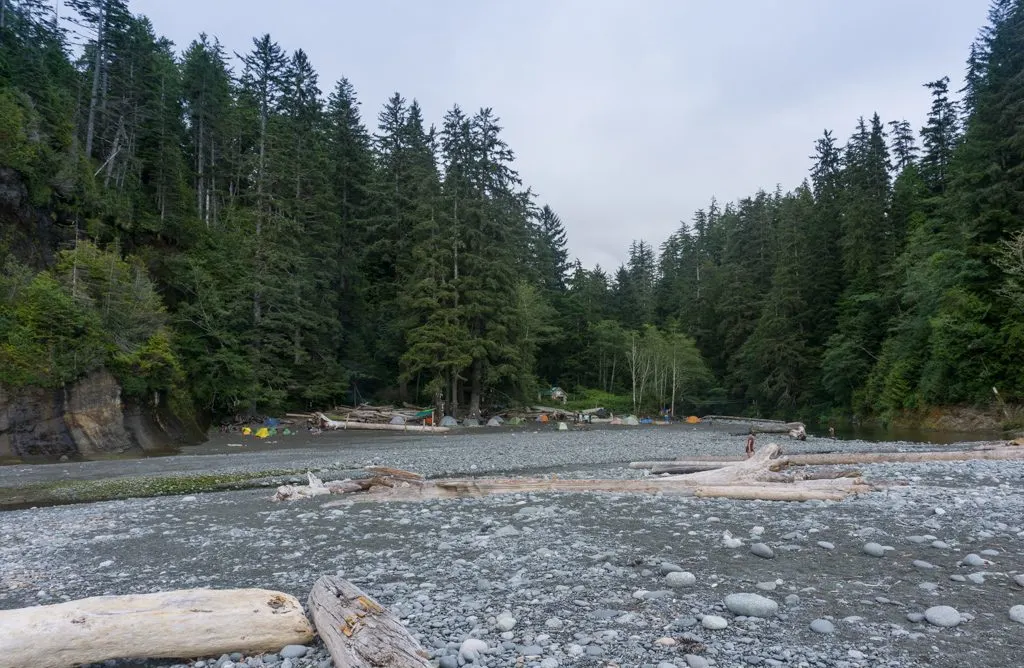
[0,423,998,509]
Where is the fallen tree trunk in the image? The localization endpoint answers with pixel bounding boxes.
[631,445,1024,472]
[311,477,868,504]
[314,412,449,433]
[0,588,314,668]
[308,576,431,667]
[775,447,1024,468]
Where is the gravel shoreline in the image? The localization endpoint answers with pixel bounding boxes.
[2,428,1022,668]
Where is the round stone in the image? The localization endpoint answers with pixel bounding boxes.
[280,646,308,659]
[724,593,779,618]
[1009,605,1024,624]
[459,638,488,662]
[1015,574,1024,588]
[750,543,775,559]
[809,619,835,634]
[924,605,961,628]
[661,561,684,574]
[906,612,925,623]
[961,553,987,567]
[701,615,728,630]
[862,542,886,557]
[665,571,697,588]
[817,541,835,550]
[496,612,517,631]
[913,560,937,570]
[545,617,564,629]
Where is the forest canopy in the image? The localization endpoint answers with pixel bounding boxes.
[1,0,1023,423]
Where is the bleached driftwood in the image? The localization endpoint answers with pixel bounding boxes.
[272,445,872,504]
[0,588,314,668]
[314,412,449,433]
[308,576,431,667]
[630,445,1024,473]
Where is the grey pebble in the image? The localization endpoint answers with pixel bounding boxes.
[907,612,925,623]
[1010,605,1024,624]
[725,593,779,618]
[924,605,961,628]
[961,553,988,567]
[809,619,835,634]
[438,657,458,668]
[750,543,775,559]
[666,571,697,587]
[862,542,886,557]
[816,541,835,550]
[279,646,308,659]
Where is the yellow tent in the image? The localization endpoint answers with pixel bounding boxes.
[686,415,701,424]
[255,427,270,438]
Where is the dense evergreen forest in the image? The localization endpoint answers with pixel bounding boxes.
[1,1,1023,425]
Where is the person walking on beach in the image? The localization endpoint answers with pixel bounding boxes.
[745,429,756,458]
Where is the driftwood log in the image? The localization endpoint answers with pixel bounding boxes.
[314,412,449,433]
[308,576,431,667]
[274,445,874,504]
[630,446,1024,474]
[0,588,314,668]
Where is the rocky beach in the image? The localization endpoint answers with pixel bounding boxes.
[1,425,1022,668]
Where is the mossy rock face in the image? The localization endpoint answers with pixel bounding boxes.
[0,468,301,510]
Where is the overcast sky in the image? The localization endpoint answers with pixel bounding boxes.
[129,0,990,271]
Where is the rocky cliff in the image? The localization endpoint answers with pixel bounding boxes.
[0,369,205,461]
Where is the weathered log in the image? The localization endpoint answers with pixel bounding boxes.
[0,588,314,668]
[308,576,431,667]
[629,457,742,470]
[761,467,861,483]
[633,445,1024,472]
[314,412,449,433]
[691,484,865,502]
[306,473,867,504]
[649,462,738,474]
[663,443,784,486]
[363,466,425,481]
[777,447,1024,467]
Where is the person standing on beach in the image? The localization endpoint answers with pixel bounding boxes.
[745,430,756,458]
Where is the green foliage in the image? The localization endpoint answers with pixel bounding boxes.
[2,0,1022,425]
[0,265,108,387]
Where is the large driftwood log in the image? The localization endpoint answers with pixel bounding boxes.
[631,446,1024,473]
[0,588,315,668]
[308,576,431,667]
[775,447,1024,468]
[314,412,449,433]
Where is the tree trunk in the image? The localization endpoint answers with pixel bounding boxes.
[0,588,314,668]
[468,358,482,417]
[84,5,105,159]
[307,577,431,668]
[448,371,458,416]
